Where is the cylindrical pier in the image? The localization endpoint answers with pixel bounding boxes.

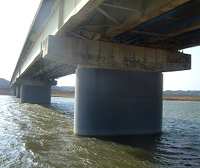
[16,86,21,98]
[74,68,163,136]
[11,88,16,96]
[21,85,51,104]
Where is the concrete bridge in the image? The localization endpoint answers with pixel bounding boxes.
[10,0,200,136]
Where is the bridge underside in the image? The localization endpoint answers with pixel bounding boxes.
[18,56,76,81]
[10,0,200,136]
[11,0,200,85]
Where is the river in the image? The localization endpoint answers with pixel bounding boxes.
[0,95,200,168]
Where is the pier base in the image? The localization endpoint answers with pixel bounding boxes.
[74,68,163,136]
[21,85,51,104]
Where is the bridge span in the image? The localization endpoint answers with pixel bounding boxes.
[10,0,200,136]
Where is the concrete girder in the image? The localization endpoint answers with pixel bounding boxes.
[16,78,57,86]
[43,35,191,72]
[106,0,191,38]
[57,0,106,35]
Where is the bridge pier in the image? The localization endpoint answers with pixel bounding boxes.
[16,85,21,98]
[21,85,51,104]
[42,35,190,136]
[11,88,16,96]
[9,0,196,138]
[74,68,163,136]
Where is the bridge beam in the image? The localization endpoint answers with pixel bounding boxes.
[43,35,191,72]
[16,78,57,86]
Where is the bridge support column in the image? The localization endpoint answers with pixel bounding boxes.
[74,68,163,136]
[11,88,16,96]
[16,85,21,98]
[21,85,51,104]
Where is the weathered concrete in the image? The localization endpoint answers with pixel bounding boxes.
[43,35,191,72]
[21,85,51,104]
[16,86,21,98]
[74,68,163,136]
[10,0,105,88]
[16,78,57,86]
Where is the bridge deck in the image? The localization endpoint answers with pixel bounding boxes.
[10,0,200,86]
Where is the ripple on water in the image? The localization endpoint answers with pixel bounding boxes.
[0,96,200,167]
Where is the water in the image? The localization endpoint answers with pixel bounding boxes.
[0,95,200,168]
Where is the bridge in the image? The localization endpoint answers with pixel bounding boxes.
[10,0,200,136]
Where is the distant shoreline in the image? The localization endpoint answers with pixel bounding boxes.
[51,90,75,98]
[163,94,200,102]
[52,90,200,102]
[0,89,11,95]
[52,91,200,101]
[1,89,200,102]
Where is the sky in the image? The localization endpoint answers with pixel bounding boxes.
[0,0,199,91]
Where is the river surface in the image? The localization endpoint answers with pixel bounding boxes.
[0,95,200,168]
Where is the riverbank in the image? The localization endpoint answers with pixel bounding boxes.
[1,89,200,101]
[51,90,75,98]
[52,90,200,102]
[163,94,200,101]
[0,89,11,95]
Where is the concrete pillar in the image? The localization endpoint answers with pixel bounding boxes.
[16,86,21,98]
[11,88,16,96]
[74,68,163,136]
[21,85,51,104]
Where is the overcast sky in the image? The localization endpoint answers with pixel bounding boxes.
[0,0,199,90]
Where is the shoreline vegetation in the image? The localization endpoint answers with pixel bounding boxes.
[163,94,200,101]
[51,91,200,102]
[51,90,75,98]
[1,89,200,102]
[0,88,11,95]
